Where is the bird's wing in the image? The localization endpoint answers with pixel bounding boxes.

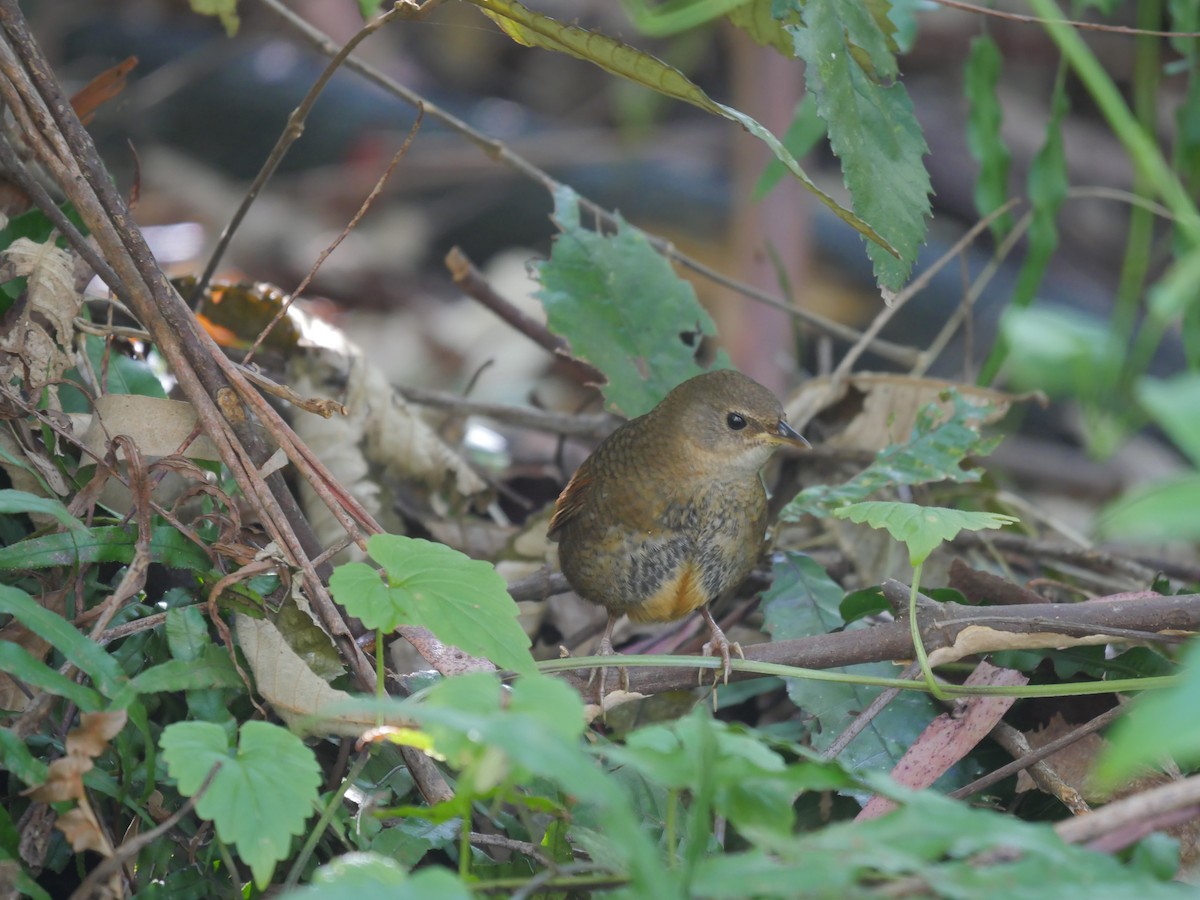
[547,461,593,539]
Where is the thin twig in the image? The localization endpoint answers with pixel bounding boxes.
[949,705,1123,800]
[398,385,619,440]
[930,0,1200,37]
[445,246,605,385]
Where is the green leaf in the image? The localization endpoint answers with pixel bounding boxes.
[370,818,460,868]
[187,0,239,36]
[761,554,937,775]
[0,524,212,572]
[165,606,210,663]
[1096,472,1200,543]
[0,727,49,788]
[329,534,534,675]
[1097,639,1200,788]
[1000,306,1123,400]
[728,0,794,55]
[161,720,320,889]
[61,335,168,413]
[1137,373,1200,468]
[0,489,88,534]
[0,640,103,711]
[785,0,931,289]
[129,645,242,695]
[753,95,826,200]
[619,0,748,36]
[832,501,1018,565]
[0,584,128,698]
[783,391,1002,519]
[964,34,1013,239]
[979,74,1069,383]
[536,187,731,415]
[286,852,475,899]
[470,0,897,255]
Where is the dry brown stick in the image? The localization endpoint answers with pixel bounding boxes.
[930,0,1200,37]
[949,705,1124,800]
[445,246,606,386]
[610,589,1200,696]
[260,0,921,367]
[989,721,1090,814]
[1054,774,1200,846]
[953,531,1163,583]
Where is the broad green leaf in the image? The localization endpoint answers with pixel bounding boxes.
[0,524,212,572]
[60,335,168,413]
[536,187,731,415]
[1000,306,1123,401]
[165,606,210,663]
[1097,639,1200,788]
[161,720,320,889]
[187,0,239,35]
[329,534,534,675]
[761,554,936,777]
[0,489,88,533]
[783,391,1002,519]
[0,640,103,711]
[753,95,826,200]
[370,818,461,868]
[964,34,1013,239]
[286,852,475,899]
[470,0,897,255]
[0,727,48,789]
[1096,472,1200,542]
[786,0,931,289]
[832,501,1019,565]
[129,645,242,695]
[0,584,128,699]
[1137,374,1200,468]
[695,788,1186,897]
[979,74,1069,383]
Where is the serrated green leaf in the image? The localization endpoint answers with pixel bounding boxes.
[470,0,897,255]
[1096,472,1200,542]
[0,639,103,711]
[329,534,534,675]
[964,34,1013,239]
[785,0,931,289]
[761,553,936,776]
[1137,373,1200,468]
[0,524,212,572]
[166,606,210,663]
[162,720,320,889]
[0,584,128,698]
[536,187,731,415]
[833,501,1018,565]
[783,391,1001,519]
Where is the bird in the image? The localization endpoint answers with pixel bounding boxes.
[548,369,810,700]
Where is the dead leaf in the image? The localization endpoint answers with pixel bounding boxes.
[70,57,137,125]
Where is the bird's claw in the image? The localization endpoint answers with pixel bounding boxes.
[700,637,744,686]
[587,630,628,707]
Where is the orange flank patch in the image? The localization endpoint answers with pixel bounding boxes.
[629,563,709,623]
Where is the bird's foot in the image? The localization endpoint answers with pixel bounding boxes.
[587,627,628,706]
[699,607,743,687]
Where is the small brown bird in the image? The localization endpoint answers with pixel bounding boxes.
[549,370,809,697]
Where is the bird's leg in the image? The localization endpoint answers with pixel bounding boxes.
[699,606,743,686]
[587,613,628,704]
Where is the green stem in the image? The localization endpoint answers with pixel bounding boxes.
[283,751,370,890]
[665,788,679,869]
[1025,0,1200,244]
[907,562,947,700]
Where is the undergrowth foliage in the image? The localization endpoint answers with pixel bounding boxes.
[1,0,1200,897]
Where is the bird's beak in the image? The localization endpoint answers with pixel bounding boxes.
[772,419,811,449]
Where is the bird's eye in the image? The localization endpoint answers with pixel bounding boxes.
[726,412,747,431]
